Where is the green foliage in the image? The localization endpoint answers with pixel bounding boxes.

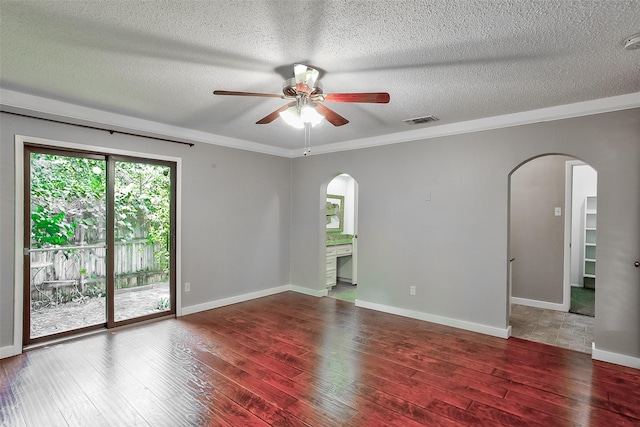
[31,205,77,248]
[82,284,106,299]
[30,153,106,246]
[155,296,170,311]
[114,162,172,272]
[30,153,172,273]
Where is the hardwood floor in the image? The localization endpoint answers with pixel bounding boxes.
[2,291,639,426]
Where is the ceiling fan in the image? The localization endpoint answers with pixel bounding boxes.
[213,64,390,128]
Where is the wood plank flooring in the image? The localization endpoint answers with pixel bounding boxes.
[2,291,639,426]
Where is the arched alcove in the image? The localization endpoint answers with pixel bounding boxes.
[322,173,359,302]
[508,154,597,353]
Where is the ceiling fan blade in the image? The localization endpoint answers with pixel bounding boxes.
[315,103,349,127]
[213,90,282,98]
[256,102,296,124]
[323,92,390,103]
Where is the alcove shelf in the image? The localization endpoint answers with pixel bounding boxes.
[583,195,597,289]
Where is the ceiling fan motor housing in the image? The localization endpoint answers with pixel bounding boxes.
[283,78,323,98]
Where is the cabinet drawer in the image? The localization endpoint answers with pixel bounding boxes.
[335,244,352,256]
[326,247,337,256]
[326,256,337,269]
[326,269,336,286]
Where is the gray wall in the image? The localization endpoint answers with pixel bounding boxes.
[290,108,640,358]
[510,155,572,304]
[0,112,291,348]
[3,107,640,362]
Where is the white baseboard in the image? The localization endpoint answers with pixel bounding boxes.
[181,285,291,316]
[289,285,328,297]
[1,344,22,359]
[180,284,329,316]
[355,299,511,339]
[592,343,640,370]
[511,296,567,312]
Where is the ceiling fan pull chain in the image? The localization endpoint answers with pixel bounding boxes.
[304,122,311,156]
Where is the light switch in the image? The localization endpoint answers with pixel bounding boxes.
[554,207,562,216]
[425,191,431,201]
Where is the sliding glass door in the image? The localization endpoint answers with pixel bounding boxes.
[112,159,174,324]
[25,149,108,340]
[24,146,176,344]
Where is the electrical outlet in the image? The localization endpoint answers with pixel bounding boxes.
[185,282,191,292]
[554,207,562,216]
[410,286,416,295]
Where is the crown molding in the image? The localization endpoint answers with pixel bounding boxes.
[291,91,640,157]
[2,88,638,159]
[0,88,291,157]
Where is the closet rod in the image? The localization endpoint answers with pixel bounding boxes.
[1,110,195,147]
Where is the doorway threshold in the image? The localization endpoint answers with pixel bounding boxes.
[23,314,175,352]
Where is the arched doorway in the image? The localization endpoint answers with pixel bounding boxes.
[508,154,596,353]
[323,173,358,302]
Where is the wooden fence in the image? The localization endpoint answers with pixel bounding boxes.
[30,239,167,301]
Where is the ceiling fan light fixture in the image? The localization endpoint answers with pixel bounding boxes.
[300,104,323,126]
[214,63,388,130]
[279,104,323,128]
[279,106,305,128]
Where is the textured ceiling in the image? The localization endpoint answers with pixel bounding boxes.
[1,0,639,155]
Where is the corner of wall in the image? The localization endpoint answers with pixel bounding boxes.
[181,285,291,316]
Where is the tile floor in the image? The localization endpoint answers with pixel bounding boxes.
[510,304,594,354]
[327,280,356,299]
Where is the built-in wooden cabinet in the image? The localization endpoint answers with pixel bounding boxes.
[583,195,596,289]
[326,244,352,288]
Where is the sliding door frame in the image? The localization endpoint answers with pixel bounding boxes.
[107,155,177,329]
[23,145,109,344]
[14,135,182,350]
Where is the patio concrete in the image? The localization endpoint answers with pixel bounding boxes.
[30,282,170,338]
